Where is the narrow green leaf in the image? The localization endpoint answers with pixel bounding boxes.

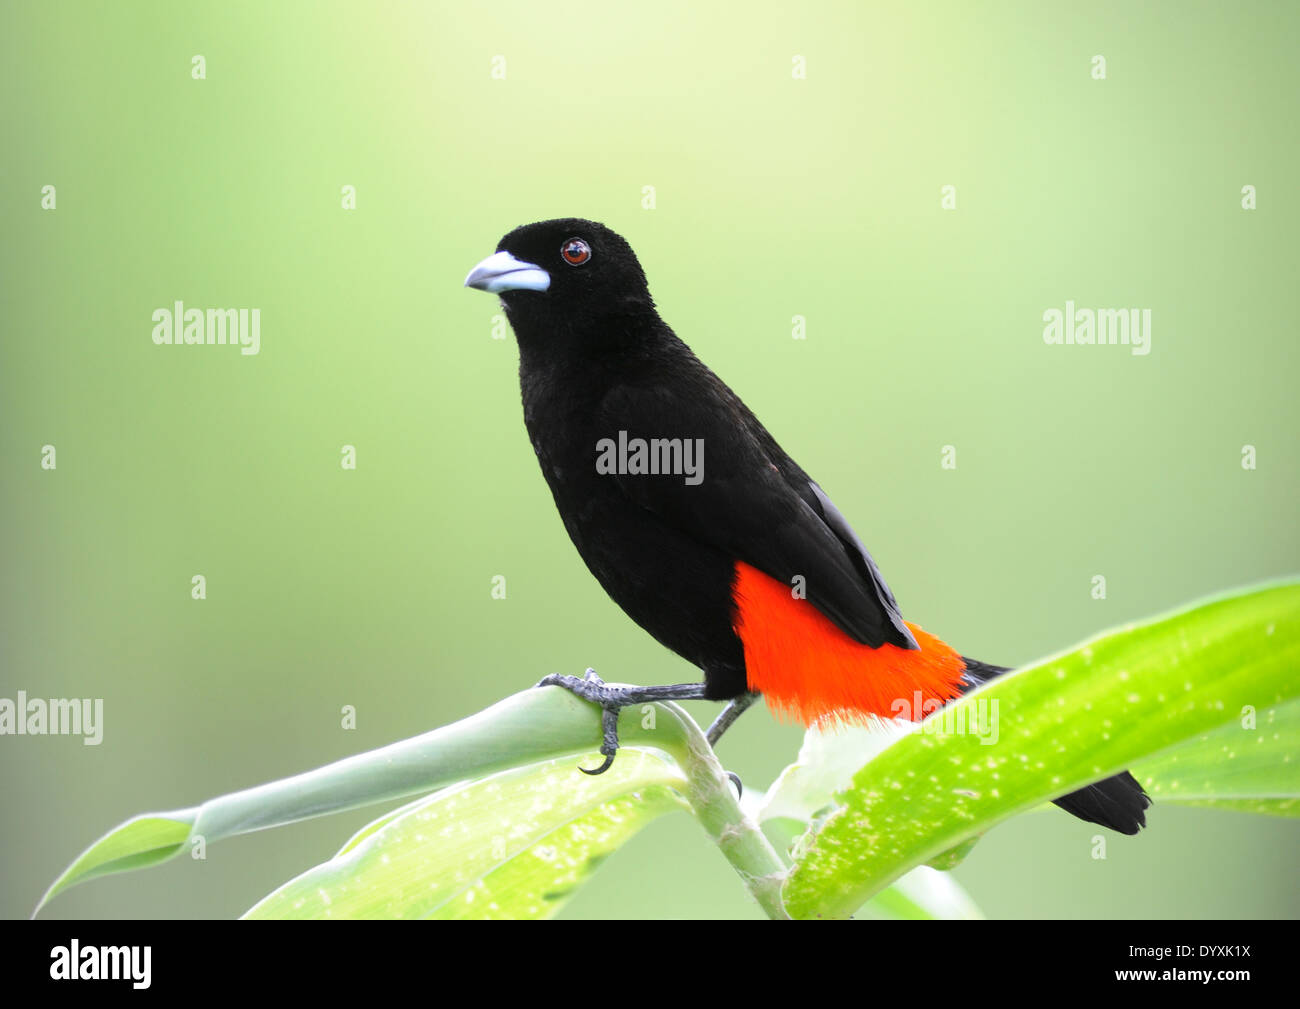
[36,814,195,914]
[924,836,981,870]
[760,724,984,915]
[1131,696,1300,805]
[861,866,984,920]
[758,723,900,827]
[38,687,682,913]
[783,579,1300,920]
[1170,798,1299,817]
[433,789,685,919]
[243,750,688,919]
[41,686,789,919]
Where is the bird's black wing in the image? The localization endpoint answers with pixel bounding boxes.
[597,373,917,650]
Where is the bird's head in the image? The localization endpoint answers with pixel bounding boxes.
[464,219,655,348]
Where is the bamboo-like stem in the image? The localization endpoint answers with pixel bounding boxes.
[39,683,791,918]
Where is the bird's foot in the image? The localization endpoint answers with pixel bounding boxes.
[536,669,711,776]
[536,670,622,774]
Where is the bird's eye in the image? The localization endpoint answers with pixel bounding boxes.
[561,238,592,266]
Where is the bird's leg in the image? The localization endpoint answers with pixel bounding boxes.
[537,669,709,775]
[706,691,760,746]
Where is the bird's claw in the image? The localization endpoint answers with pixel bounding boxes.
[537,670,717,778]
[539,670,624,775]
[579,752,617,775]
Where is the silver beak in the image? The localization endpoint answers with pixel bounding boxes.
[464,251,551,294]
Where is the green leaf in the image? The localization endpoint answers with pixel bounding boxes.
[782,578,1300,920]
[924,836,981,870]
[37,687,671,914]
[432,790,685,920]
[861,866,984,920]
[1131,696,1300,811]
[37,814,195,913]
[40,684,789,919]
[1173,797,1298,816]
[759,723,901,827]
[243,750,688,919]
[759,722,985,916]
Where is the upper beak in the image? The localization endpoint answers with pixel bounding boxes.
[464,251,551,294]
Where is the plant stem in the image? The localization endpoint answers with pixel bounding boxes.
[637,702,791,919]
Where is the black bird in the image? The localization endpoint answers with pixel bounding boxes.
[464,218,1150,834]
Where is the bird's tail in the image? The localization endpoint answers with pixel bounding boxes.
[962,657,1151,835]
[732,563,1152,832]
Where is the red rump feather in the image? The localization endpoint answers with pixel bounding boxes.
[730,561,967,727]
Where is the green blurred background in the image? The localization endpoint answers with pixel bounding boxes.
[3,0,1296,919]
